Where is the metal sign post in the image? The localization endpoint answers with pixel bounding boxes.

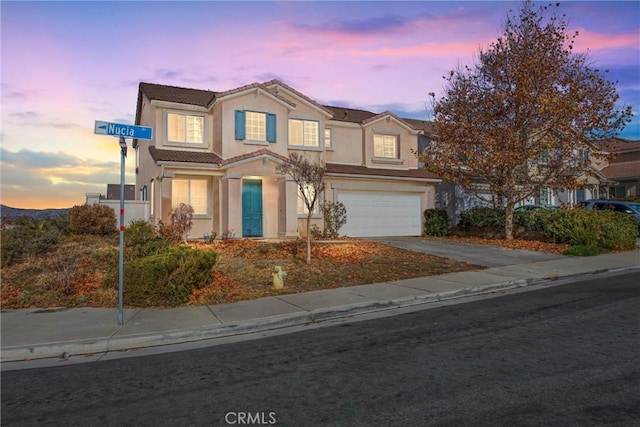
[118,137,127,326]
[94,121,153,326]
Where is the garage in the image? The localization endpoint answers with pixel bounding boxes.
[337,191,422,237]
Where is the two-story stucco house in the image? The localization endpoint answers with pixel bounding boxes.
[596,138,640,199]
[133,80,440,239]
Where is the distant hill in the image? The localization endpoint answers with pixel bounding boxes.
[1,205,70,220]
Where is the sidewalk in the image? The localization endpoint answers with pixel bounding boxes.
[2,250,638,363]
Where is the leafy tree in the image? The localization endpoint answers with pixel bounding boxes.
[420,1,632,239]
[276,152,326,264]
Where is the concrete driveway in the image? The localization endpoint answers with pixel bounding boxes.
[370,236,567,267]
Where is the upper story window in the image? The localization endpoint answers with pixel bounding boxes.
[172,178,208,215]
[289,119,319,147]
[374,134,398,159]
[235,110,276,143]
[246,111,266,141]
[167,113,204,144]
[324,128,332,148]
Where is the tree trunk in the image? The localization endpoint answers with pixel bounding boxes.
[505,202,515,240]
[306,213,312,264]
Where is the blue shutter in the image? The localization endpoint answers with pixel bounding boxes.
[235,110,246,140]
[266,113,277,143]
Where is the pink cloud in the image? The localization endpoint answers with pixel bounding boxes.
[572,28,639,52]
[348,41,483,58]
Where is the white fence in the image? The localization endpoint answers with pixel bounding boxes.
[85,193,150,227]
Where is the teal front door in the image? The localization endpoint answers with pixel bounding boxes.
[242,180,263,237]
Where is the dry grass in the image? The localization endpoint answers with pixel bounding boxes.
[187,239,483,306]
[1,235,569,309]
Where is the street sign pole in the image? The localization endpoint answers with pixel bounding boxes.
[118,137,127,326]
[94,121,152,326]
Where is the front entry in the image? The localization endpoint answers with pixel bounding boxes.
[242,179,263,237]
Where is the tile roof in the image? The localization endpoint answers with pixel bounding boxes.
[326,163,440,180]
[221,149,289,166]
[403,118,436,135]
[215,81,296,108]
[137,81,437,133]
[361,111,418,131]
[604,138,640,154]
[264,80,334,116]
[323,105,377,124]
[600,161,640,180]
[148,147,288,167]
[139,82,216,107]
[148,146,440,181]
[149,146,223,164]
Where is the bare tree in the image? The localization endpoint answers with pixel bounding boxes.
[420,1,632,239]
[276,152,325,264]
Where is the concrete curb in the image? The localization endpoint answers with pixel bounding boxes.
[0,279,528,363]
[2,266,638,363]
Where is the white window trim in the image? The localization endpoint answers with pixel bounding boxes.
[288,118,320,149]
[164,111,206,148]
[373,133,399,160]
[172,178,210,217]
[324,128,333,150]
[245,111,267,143]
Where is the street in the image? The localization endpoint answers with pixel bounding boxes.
[2,271,639,426]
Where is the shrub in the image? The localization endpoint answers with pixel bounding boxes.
[310,224,323,239]
[124,220,170,259]
[424,209,449,236]
[458,207,505,229]
[563,245,606,256]
[69,204,117,236]
[173,203,194,243]
[156,204,194,243]
[318,201,347,239]
[514,210,552,232]
[543,209,637,251]
[103,245,217,307]
[1,219,60,267]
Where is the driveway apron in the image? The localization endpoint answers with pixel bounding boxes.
[370,237,567,267]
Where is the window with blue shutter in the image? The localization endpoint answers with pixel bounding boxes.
[267,114,276,143]
[235,110,246,140]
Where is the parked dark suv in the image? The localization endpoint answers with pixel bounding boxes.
[578,199,640,224]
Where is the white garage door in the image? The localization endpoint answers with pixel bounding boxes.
[338,191,422,237]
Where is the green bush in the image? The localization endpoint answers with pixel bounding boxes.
[103,245,217,307]
[321,201,347,239]
[1,219,60,267]
[514,210,552,232]
[424,209,449,236]
[544,209,637,251]
[458,207,505,229]
[456,206,638,252]
[69,204,117,236]
[563,245,607,256]
[124,220,170,259]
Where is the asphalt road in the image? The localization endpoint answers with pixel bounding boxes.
[2,272,639,426]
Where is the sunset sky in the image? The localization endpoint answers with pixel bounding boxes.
[2,1,639,209]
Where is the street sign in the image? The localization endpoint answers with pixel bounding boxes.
[94,120,153,140]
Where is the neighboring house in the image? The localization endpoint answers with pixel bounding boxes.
[418,131,635,222]
[595,138,640,199]
[133,80,440,239]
